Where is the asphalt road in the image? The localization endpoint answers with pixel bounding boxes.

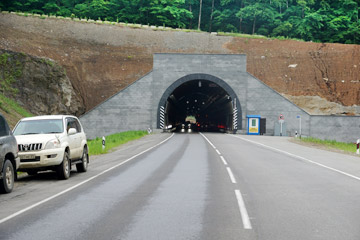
[1,133,360,240]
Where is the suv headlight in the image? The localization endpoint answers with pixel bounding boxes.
[45,139,61,149]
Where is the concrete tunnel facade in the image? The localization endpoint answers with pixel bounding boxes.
[80,53,360,142]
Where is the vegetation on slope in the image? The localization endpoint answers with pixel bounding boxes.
[88,131,148,155]
[0,93,32,128]
[1,0,359,44]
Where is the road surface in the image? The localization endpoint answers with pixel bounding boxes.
[1,133,360,239]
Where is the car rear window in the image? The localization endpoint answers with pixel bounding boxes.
[0,116,9,137]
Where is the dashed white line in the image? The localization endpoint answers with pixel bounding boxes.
[200,133,252,231]
[0,133,175,225]
[220,156,228,165]
[235,189,252,229]
[226,167,237,183]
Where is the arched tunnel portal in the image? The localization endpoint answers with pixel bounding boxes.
[157,74,241,133]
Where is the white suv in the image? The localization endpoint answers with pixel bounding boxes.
[13,115,89,179]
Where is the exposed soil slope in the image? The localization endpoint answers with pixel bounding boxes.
[0,13,359,115]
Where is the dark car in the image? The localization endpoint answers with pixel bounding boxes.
[0,113,20,193]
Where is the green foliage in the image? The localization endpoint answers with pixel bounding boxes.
[0,53,22,96]
[2,0,360,44]
[87,130,148,155]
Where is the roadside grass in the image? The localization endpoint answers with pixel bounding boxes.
[216,32,267,39]
[298,137,357,154]
[88,130,148,155]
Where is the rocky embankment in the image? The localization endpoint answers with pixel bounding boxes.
[0,49,84,125]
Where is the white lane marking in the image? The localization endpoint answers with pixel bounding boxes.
[220,156,228,165]
[235,189,252,229]
[201,133,252,230]
[200,133,227,165]
[226,167,237,184]
[0,133,175,225]
[200,132,216,149]
[229,134,360,182]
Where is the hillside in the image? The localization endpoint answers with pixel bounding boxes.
[0,12,359,116]
[0,49,84,127]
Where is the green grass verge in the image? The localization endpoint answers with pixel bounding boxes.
[0,93,32,117]
[88,130,148,155]
[298,137,357,154]
[216,32,267,39]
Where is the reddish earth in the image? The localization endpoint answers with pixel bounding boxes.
[0,12,359,115]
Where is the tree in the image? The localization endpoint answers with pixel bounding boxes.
[2,0,360,44]
[198,0,203,30]
[43,2,60,14]
[209,0,215,32]
[237,3,263,34]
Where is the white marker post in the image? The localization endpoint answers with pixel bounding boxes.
[102,136,105,151]
[297,115,301,138]
[279,114,284,136]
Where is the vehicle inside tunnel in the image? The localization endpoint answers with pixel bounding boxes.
[163,80,235,133]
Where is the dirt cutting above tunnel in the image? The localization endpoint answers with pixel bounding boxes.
[1,12,360,117]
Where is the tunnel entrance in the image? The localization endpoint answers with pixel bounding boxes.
[158,74,241,133]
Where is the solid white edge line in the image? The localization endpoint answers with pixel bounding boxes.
[229,134,360,182]
[0,133,175,225]
[226,167,237,183]
[220,156,228,165]
[216,149,221,155]
[235,189,252,230]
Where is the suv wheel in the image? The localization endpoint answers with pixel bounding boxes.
[57,152,70,180]
[0,159,14,193]
[76,147,88,173]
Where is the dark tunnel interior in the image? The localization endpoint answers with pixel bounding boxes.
[164,80,234,132]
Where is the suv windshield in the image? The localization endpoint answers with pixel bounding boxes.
[13,119,64,135]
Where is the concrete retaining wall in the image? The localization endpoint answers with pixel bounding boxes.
[80,53,360,143]
[309,115,360,142]
[80,72,154,139]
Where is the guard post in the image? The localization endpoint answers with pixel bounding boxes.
[247,115,261,135]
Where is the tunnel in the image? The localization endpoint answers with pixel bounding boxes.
[158,74,241,133]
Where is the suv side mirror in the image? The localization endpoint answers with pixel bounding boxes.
[68,128,77,135]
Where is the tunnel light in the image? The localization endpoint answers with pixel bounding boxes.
[195,99,197,102]
[186,101,189,104]
[199,81,202,87]
[202,102,205,105]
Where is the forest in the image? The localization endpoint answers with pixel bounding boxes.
[1,0,359,44]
